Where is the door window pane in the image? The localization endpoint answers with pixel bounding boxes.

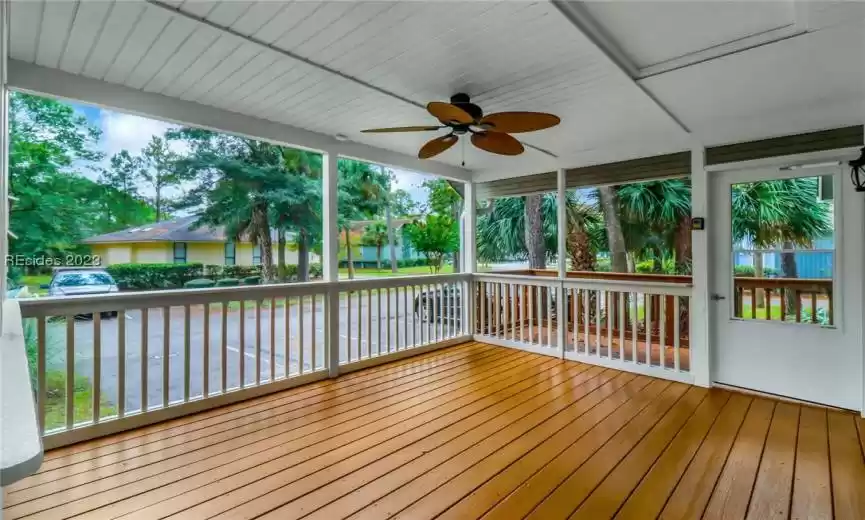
[730,175,835,326]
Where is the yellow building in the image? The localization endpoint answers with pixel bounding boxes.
[83,216,318,267]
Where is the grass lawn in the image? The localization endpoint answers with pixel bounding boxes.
[339,265,454,278]
[739,303,784,321]
[20,274,51,296]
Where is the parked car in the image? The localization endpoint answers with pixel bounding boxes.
[414,285,462,325]
[41,268,119,318]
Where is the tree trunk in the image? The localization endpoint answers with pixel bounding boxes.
[567,226,596,271]
[674,215,692,274]
[754,251,765,308]
[781,240,797,313]
[277,229,287,282]
[598,186,628,272]
[252,204,274,282]
[452,199,463,273]
[523,194,545,269]
[154,191,161,222]
[386,204,397,273]
[376,244,382,270]
[344,227,355,279]
[297,232,309,282]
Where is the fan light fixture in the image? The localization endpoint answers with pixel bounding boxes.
[849,147,865,192]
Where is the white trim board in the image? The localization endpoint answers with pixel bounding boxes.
[6,60,472,182]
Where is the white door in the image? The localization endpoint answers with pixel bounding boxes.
[710,165,862,409]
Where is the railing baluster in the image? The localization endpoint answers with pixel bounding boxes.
[283,297,289,378]
[37,317,46,433]
[751,289,757,319]
[184,305,191,401]
[395,287,401,350]
[66,315,74,430]
[594,290,601,356]
[203,304,209,396]
[583,289,590,354]
[141,308,148,410]
[254,300,261,386]
[269,298,275,382]
[357,289,362,358]
[347,291,352,361]
[644,293,652,365]
[163,306,170,407]
[780,287,786,322]
[527,284,533,344]
[547,285,553,348]
[439,284,444,342]
[298,296,305,372]
[220,302,227,391]
[810,292,817,323]
[631,292,638,363]
[386,288,392,352]
[674,296,681,372]
[509,284,516,341]
[480,282,486,338]
[404,285,409,348]
[659,295,666,368]
[239,302,245,389]
[377,288,383,356]
[618,293,625,361]
[765,288,772,321]
[571,288,577,352]
[93,313,101,423]
[434,284,440,343]
[536,285,543,346]
[311,295,317,370]
[118,311,126,417]
[606,292,613,358]
[411,285,417,347]
[367,289,372,356]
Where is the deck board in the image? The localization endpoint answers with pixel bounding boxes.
[4,341,864,520]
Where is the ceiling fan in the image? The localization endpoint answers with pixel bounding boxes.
[360,93,560,160]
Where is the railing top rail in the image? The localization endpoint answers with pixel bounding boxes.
[18,280,332,317]
[733,277,833,290]
[337,272,471,292]
[472,273,560,286]
[498,269,693,285]
[562,277,693,296]
[17,273,474,317]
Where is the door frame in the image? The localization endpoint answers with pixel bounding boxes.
[706,150,863,413]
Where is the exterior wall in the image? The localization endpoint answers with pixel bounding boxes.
[91,244,132,265]
[132,243,171,263]
[236,243,255,266]
[187,243,224,265]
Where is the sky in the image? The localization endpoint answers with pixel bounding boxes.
[68,101,435,212]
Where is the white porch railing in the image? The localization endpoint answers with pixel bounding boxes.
[472,273,694,384]
[18,274,471,449]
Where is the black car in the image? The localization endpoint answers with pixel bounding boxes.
[414,285,462,325]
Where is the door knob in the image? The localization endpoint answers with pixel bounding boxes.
[711,294,726,301]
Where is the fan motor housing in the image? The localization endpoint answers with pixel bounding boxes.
[450,93,483,122]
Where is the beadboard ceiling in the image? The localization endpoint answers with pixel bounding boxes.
[7,0,865,179]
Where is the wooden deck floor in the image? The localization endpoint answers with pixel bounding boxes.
[4,342,864,520]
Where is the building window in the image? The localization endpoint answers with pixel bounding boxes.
[252,244,261,265]
[224,242,236,265]
[173,242,187,264]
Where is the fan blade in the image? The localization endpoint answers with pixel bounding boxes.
[471,132,524,156]
[427,102,474,125]
[479,112,560,133]
[419,134,459,159]
[361,125,443,133]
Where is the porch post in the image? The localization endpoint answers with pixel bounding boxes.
[0,0,8,299]
[322,150,340,377]
[556,169,567,358]
[463,182,477,335]
[689,145,712,387]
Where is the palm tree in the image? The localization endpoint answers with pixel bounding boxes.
[732,176,832,308]
[476,192,603,269]
[361,221,389,269]
[598,186,628,272]
[617,179,692,274]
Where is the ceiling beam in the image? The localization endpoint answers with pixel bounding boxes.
[550,0,692,134]
[7,60,472,181]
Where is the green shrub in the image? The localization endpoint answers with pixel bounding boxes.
[242,275,261,285]
[222,265,261,278]
[734,265,779,277]
[184,278,215,289]
[310,263,323,278]
[216,278,240,287]
[106,263,204,290]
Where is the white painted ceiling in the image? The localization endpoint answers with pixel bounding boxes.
[7,0,865,180]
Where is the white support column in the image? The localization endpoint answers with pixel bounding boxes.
[463,182,477,334]
[322,151,340,377]
[689,145,711,387]
[0,0,8,301]
[556,169,567,358]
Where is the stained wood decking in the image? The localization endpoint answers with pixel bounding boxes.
[4,342,864,520]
